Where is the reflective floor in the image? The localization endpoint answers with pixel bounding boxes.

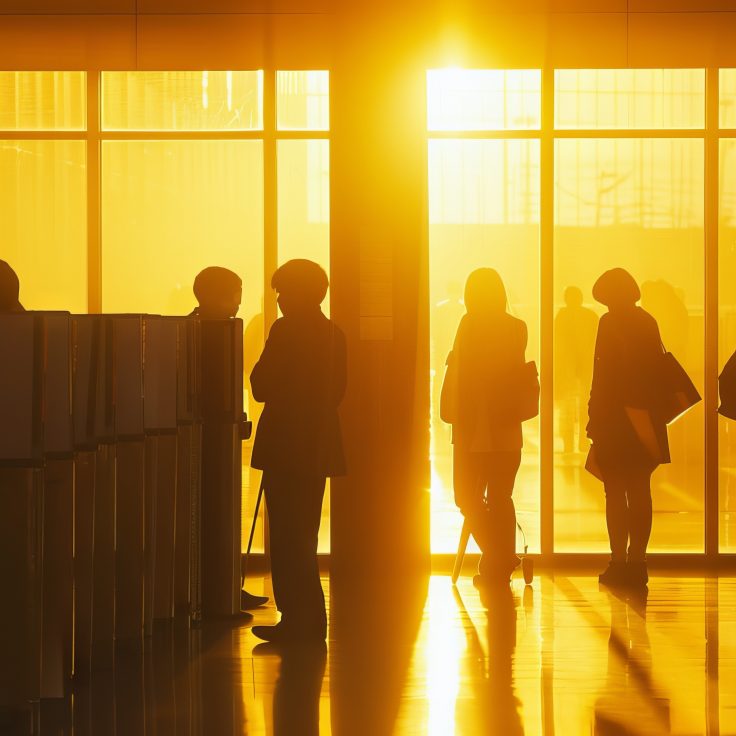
[26,572,736,735]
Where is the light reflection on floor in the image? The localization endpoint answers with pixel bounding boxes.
[56,572,736,735]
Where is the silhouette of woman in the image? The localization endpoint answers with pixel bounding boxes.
[587,268,670,588]
[443,268,528,586]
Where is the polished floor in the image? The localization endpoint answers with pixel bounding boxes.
[27,571,736,735]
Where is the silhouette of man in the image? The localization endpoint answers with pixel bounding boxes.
[250,259,346,643]
[0,260,25,313]
[191,266,268,611]
[554,286,598,453]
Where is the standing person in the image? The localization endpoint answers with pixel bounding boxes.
[0,260,25,312]
[250,259,346,643]
[442,268,529,587]
[191,266,268,612]
[554,286,598,454]
[587,268,670,588]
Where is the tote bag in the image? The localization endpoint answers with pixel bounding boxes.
[658,342,701,425]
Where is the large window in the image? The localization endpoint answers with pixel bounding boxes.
[427,68,729,555]
[427,70,542,554]
[0,69,330,554]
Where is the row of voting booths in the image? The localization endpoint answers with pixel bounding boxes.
[0,312,247,718]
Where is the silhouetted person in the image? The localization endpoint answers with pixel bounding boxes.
[0,260,25,312]
[555,286,598,453]
[250,259,346,643]
[191,266,268,611]
[190,265,242,319]
[587,268,670,588]
[442,268,528,586]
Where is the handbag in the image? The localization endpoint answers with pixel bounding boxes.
[657,341,701,425]
[515,360,540,422]
[719,349,736,420]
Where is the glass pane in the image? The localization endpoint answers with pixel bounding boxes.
[277,139,331,552]
[102,71,263,131]
[0,71,86,131]
[0,140,86,311]
[555,69,705,129]
[554,138,704,552]
[277,71,329,131]
[427,69,541,131]
[720,69,736,129]
[719,139,736,551]
[429,139,541,553]
[100,140,264,551]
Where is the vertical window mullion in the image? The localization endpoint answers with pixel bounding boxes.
[87,69,101,313]
[541,67,555,558]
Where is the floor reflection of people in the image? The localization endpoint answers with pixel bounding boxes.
[455,585,524,735]
[555,286,597,454]
[594,589,670,735]
[254,642,327,736]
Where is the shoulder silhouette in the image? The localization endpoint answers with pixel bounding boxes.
[0,260,25,313]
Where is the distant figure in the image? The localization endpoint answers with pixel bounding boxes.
[191,266,242,319]
[250,259,346,643]
[442,268,528,586]
[554,286,598,453]
[587,268,670,588]
[191,266,268,612]
[0,260,25,312]
[640,279,689,360]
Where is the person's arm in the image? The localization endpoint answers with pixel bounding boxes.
[250,319,287,403]
[587,317,611,438]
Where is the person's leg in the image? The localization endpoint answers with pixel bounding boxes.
[481,451,522,577]
[288,475,327,636]
[263,473,292,620]
[453,448,492,567]
[603,472,629,563]
[626,468,653,563]
[263,472,326,637]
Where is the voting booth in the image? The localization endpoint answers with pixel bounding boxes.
[112,315,146,645]
[143,316,180,629]
[0,310,246,719]
[0,313,44,713]
[199,318,244,619]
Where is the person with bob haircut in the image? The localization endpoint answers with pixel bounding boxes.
[441,267,529,587]
[587,267,670,588]
[250,259,346,643]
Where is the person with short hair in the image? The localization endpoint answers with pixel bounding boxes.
[0,260,25,313]
[191,266,242,319]
[191,265,268,612]
[250,259,346,643]
[587,268,670,588]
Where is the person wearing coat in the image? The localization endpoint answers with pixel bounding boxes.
[587,268,670,588]
[442,268,528,586]
[250,259,346,643]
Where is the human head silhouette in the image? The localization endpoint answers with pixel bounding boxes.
[464,268,507,316]
[272,259,328,317]
[592,268,640,311]
[0,260,23,312]
[564,285,584,308]
[193,266,242,318]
